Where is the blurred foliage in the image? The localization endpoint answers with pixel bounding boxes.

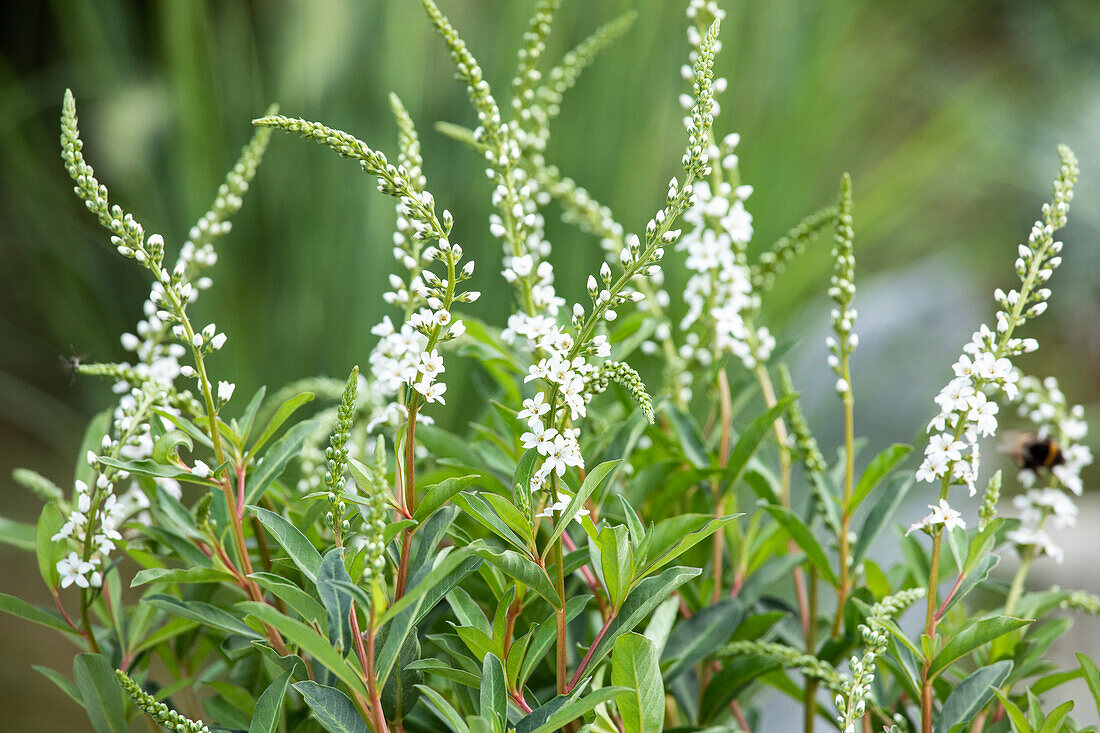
[1,1,1099,727]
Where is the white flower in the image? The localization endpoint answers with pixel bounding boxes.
[535,491,591,520]
[210,333,228,350]
[521,424,558,455]
[192,460,212,478]
[414,378,447,404]
[57,552,94,589]
[217,381,235,403]
[907,499,965,535]
[517,393,551,426]
[419,350,445,378]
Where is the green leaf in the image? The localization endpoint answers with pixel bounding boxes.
[928,616,1032,678]
[468,541,557,608]
[414,474,480,523]
[1037,700,1074,733]
[636,513,741,581]
[247,417,321,505]
[588,566,700,673]
[522,687,629,733]
[612,633,664,733]
[238,385,267,445]
[545,460,620,550]
[699,654,781,723]
[239,602,367,697]
[317,548,355,656]
[406,658,479,688]
[378,548,475,627]
[143,594,262,639]
[0,516,35,551]
[380,629,422,722]
[852,475,914,565]
[32,665,81,704]
[95,456,196,481]
[249,572,327,627]
[250,391,314,456]
[480,653,507,733]
[73,653,127,733]
[598,524,634,609]
[251,506,322,582]
[293,680,368,733]
[665,406,709,468]
[417,684,472,733]
[936,660,1012,733]
[130,567,236,587]
[992,690,1029,733]
[723,395,796,492]
[847,443,911,512]
[36,504,66,588]
[761,503,839,587]
[151,429,193,465]
[249,670,293,733]
[452,492,527,551]
[1078,652,1100,716]
[0,591,77,634]
[662,599,742,682]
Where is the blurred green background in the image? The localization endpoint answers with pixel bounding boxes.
[2,1,1098,729]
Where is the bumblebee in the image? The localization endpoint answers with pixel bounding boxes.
[1001,431,1064,472]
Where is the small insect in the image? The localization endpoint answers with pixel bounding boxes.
[1000,430,1064,472]
[61,347,89,386]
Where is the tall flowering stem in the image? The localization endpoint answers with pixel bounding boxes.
[829,173,858,636]
[254,113,474,602]
[916,145,1078,733]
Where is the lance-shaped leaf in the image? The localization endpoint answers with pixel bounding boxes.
[721,395,796,493]
[544,460,620,550]
[661,599,743,682]
[73,653,127,733]
[251,506,322,582]
[414,474,480,523]
[634,513,741,583]
[846,443,911,513]
[587,566,700,674]
[468,541,557,608]
[480,653,507,733]
[317,548,355,657]
[935,661,1012,733]
[143,594,261,639]
[250,391,314,456]
[247,417,322,505]
[762,503,839,587]
[928,616,1032,678]
[597,524,634,609]
[249,670,293,733]
[518,686,630,733]
[612,633,664,733]
[293,681,368,733]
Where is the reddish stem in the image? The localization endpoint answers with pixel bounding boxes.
[566,610,617,693]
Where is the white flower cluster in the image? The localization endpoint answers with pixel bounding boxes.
[518,326,611,489]
[365,228,474,429]
[52,383,163,590]
[1004,374,1092,564]
[914,147,1078,533]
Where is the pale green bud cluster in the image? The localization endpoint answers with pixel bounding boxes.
[116,669,210,732]
[752,205,837,292]
[978,470,1002,531]
[835,588,924,732]
[722,640,847,695]
[827,174,857,396]
[587,361,655,425]
[11,468,64,503]
[358,437,391,585]
[325,366,359,537]
[682,20,721,179]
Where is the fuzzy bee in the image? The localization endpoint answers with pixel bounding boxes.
[1000,430,1064,472]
